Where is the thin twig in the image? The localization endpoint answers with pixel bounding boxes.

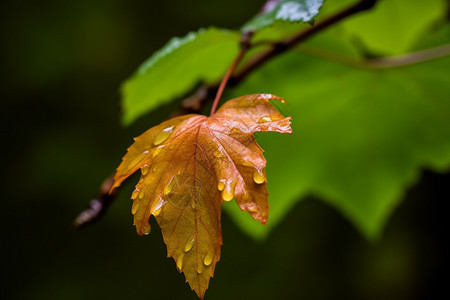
[74,175,117,229]
[364,44,450,69]
[295,44,450,69]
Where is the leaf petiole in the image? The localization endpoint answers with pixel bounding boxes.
[209,32,253,116]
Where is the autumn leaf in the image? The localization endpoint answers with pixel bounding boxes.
[110,94,292,298]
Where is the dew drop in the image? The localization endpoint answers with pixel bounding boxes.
[131,188,140,200]
[143,226,151,235]
[164,175,178,195]
[169,144,175,150]
[203,253,213,266]
[217,181,225,191]
[253,170,265,184]
[247,206,258,213]
[152,198,166,217]
[176,254,184,271]
[138,189,145,199]
[197,263,203,274]
[153,207,162,217]
[222,179,238,201]
[141,164,150,176]
[230,127,242,134]
[131,201,140,214]
[152,165,158,173]
[222,189,233,201]
[213,151,223,159]
[152,145,164,158]
[257,116,272,123]
[153,126,175,146]
[241,159,254,167]
[129,150,149,169]
[184,238,195,252]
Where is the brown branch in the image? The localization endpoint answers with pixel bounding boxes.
[234,0,378,81]
[74,175,117,229]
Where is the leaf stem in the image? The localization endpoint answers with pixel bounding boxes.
[210,33,252,116]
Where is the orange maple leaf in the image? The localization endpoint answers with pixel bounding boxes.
[110,94,292,298]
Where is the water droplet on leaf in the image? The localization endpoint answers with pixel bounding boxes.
[138,189,145,199]
[141,164,150,175]
[153,207,162,217]
[257,116,272,123]
[253,169,265,184]
[241,159,254,167]
[153,126,175,146]
[164,175,178,195]
[222,179,238,201]
[222,189,233,201]
[176,254,184,271]
[152,198,166,217]
[152,145,164,158]
[217,181,225,191]
[143,226,151,235]
[131,188,140,200]
[131,201,140,214]
[129,150,149,169]
[184,238,195,252]
[197,263,203,274]
[230,127,242,134]
[203,253,213,266]
[247,206,258,213]
[213,151,223,159]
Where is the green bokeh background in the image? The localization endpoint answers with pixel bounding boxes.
[1,0,448,299]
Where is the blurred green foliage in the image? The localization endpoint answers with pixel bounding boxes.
[335,0,447,55]
[1,0,449,299]
[122,27,240,125]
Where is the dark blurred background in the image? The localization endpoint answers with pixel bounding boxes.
[1,0,448,299]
